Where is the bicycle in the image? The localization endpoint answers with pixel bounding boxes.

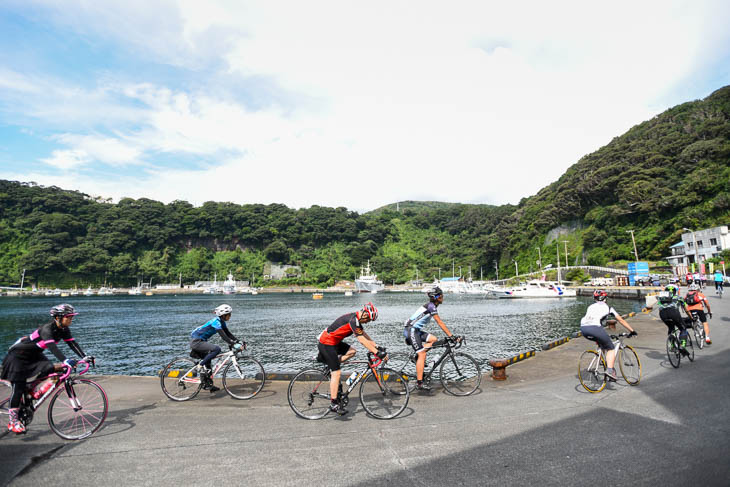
[665,326,695,369]
[287,352,408,420]
[391,335,481,396]
[0,357,108,440]
[688,312,705,350]
[160,344,265,401]
[578,333,641,393]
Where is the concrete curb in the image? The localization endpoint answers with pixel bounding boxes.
[488,350,536,380]
[541,337,570,351]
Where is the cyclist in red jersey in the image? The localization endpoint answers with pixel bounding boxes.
[317,302,387,415]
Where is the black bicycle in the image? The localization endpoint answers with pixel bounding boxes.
[287,352,409,420]
[688,312,705,350]
[391,336,481,396]
[666,326,695,368]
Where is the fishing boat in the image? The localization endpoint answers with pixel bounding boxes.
[222,273,237,294]
[355,261,385,293]
[491,280,576,299]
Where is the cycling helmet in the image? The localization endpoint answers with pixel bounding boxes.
[665,284,678,296]
[361,302,378,321]
[688,283,699,291]
[50,303,78,318]
[427,286,443,301]
[593,289,608,301]
[214,304,233,317]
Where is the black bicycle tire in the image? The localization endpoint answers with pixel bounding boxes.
[287,368,331,420]
[686,335,695,362]
[666,335,681,368]
[578,350,606,393]
[0,380,11,415]
[618,345,641,385]
[160,357,203,401]
[439,352,481,396]
[47,379,108,440]
[358,367,409,419]
[693,321,705,350]
[222,356,265,400]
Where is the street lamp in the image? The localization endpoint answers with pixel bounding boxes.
[626,230,639,262]
[512,259,519,277]
[682,227,700,271]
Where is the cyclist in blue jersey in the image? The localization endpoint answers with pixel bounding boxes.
[714,269,724,295]
[190,304,244,392]
[403,286,460,391]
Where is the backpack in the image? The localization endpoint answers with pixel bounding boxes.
[684,291,700,305]
[657,291,674,305]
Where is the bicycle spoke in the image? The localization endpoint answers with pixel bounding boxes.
[160,357,203,401]
[578,350,606,393]
[440,352,481,396]
[48,379,108,440]
[223,356,265,400]
[288,369,331,419]
[359,368,409,419]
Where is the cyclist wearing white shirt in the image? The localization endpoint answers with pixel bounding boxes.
[580,290,636,381]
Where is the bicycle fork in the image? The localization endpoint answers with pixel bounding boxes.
[65,382,82,412]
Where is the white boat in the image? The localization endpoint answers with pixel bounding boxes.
[344,290,353,296]
[128,287,142,295]
[492,280,576,299]
[355,261,385,293]
[83,286,95,296]
[97,287,114,296]
[222,273,237,294]
[45,289,61,296]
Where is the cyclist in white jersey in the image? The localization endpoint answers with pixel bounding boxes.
[580,290,636,381]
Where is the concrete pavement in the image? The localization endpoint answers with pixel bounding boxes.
[2,293,729,486]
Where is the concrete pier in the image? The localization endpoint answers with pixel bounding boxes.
[2,294,729,486]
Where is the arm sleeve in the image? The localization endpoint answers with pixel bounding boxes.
[45,342,67,362]
[217,324,238,345]
[67,339,86,358]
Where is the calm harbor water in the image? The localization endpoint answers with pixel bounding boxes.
[0,293,643,376]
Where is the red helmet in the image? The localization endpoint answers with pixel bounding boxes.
[593,290,608,301]
[361,302,378,321]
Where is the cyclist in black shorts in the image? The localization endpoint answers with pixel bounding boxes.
[317,302,386,415]
[657,284,692,352]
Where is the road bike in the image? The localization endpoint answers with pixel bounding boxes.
[666,326,694,369]
[578,333,641,393]
[0,357,108,440]
[391,335,481,396]
[688,312,705,350]
[287,352,408,420]
[160,344,265,401]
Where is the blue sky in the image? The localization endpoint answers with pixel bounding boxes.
[1,0,729,212]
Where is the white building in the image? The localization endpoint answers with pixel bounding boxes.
[666,225,730,272]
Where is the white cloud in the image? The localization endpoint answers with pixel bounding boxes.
[40,149,91,170]
[2,0,730,210]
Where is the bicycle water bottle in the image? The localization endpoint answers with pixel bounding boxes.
[32,378,55,399]
[345,371,357,386]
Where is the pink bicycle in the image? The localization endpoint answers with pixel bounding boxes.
[1,357,108,440]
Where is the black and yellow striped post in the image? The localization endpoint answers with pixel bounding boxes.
[488,350,536,380]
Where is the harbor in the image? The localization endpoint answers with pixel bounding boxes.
[2,294,728,486]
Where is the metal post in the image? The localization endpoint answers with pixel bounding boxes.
[556,241,561,285]
[494,260,499,282]
[626,229,639,262]
[536,247,542,270]
[562,241,569,268]
[20,269,25,290]
[513,259,518,277]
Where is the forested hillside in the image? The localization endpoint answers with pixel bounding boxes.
[2,86,729,288]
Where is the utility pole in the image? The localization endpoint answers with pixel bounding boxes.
[683,228,700,272]
[536,247,542,271]
[513,259,518,277]
[626,230,639,263]
[452,259,455,278]
[20,268,25,290]
[562,240,569,268]
[556,241,561,285]
[494,260,499,282]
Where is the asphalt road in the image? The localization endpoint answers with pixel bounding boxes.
[2,292,729,486]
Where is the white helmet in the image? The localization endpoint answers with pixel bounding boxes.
[214,304,233,317]
[688,283,699,291]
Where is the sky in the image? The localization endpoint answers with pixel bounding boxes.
[1,1,729,213]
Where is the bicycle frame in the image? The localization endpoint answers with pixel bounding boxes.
[179,350,239,384]
[25,360,92,413]
[585,335,626,374]
[406,337,463,383]
[339,354,385,399]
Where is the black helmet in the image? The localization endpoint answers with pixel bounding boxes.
[50,303,78,318]
[427,286,443,301]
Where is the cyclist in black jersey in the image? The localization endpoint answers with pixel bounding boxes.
[1,304,89,434]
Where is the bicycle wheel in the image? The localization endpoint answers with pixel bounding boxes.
[666,335,681,368]
[693,321,705,350]
[47,379,108,440]
[685,335,695,362]
[389,353,418,393]
[160,357,203,401]
[439,352,481,396]
[287,369,331,420]
[0,380,11,416]
[222,356,265,400]
[618,345,641,385]
[359,367,409,419]
[578,350,606,393]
